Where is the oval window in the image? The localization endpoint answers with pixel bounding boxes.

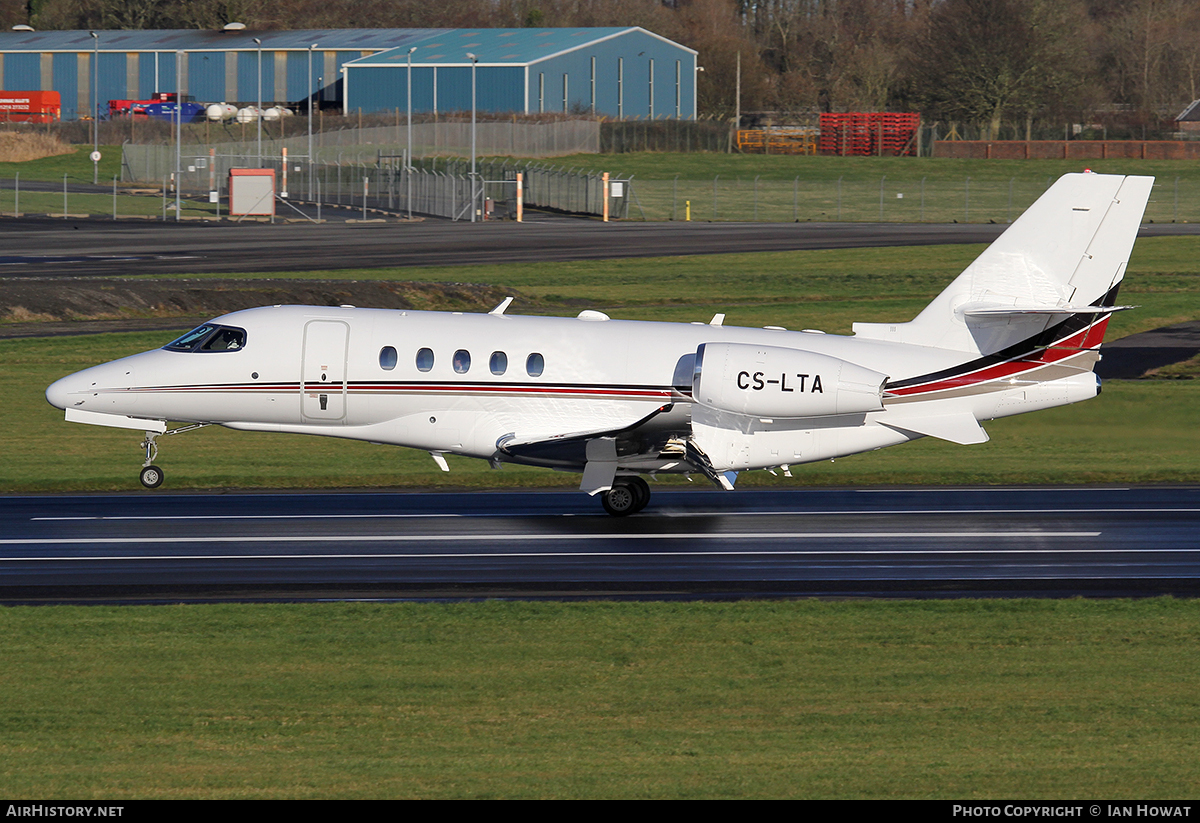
[416,347,434,372]
[490,351,508,375]
[379,346,397,370]
[453,349,471,374]
[526,352,545,377]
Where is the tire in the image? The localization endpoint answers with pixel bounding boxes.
[601,482,638,516]
[140,465,164,489]
[626,476,651,513]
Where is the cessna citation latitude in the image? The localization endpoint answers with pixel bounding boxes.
[47,172,1152,515]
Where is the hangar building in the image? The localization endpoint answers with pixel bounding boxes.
[344,28,697,119]
[0,27,696,120]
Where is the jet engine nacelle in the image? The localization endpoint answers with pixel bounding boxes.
[692,341,888,418]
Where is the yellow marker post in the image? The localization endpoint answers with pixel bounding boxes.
[686,200,691,221]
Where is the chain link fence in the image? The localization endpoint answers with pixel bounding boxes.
[618,175,1199,224]
[119,144,633,221]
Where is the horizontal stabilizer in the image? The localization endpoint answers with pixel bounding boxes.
[66,408,166,433]
[879,413,989,445]
[961,304,1136,318]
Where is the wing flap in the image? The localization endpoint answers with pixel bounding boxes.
[878,413,989,445]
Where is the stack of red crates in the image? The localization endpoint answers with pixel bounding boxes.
[819,113,920,156]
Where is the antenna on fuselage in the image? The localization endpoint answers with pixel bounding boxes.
[489,297,515,316]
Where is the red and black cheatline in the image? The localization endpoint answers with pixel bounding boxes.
[885,285,1122,399]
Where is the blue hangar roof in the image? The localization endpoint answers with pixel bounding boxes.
[0,29,442,53]
[349,27,697,67]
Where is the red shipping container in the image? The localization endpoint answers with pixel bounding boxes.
[0,91,62,123]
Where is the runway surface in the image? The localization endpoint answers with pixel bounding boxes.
[2,215,1198,277]
[2,486,1197,604]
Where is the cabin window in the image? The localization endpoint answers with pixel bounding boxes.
[453,350,471,374]
[526,352,545,377]
[379,346,397,370]
[163,324,246,353]
[490,351,507,375]
[416,347,434,372]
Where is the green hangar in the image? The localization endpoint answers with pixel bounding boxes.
[0,27,697,121]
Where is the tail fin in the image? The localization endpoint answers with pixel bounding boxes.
[853,172,1154,355]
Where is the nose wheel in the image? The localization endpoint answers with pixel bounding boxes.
[135,423,206,490]
[601,476,651,516]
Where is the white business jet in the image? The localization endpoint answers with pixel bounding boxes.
[46,172,1152,515]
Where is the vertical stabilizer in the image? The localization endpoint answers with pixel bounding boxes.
[853,173,1154,354]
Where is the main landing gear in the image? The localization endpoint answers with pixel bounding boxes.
[601,476,651,517]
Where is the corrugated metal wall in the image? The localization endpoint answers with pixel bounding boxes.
[344,30,694,118]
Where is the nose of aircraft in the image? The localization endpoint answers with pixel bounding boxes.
[46,371,86,410]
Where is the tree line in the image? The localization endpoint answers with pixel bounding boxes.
[5,0,1200,138]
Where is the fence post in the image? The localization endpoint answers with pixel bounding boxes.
[602,172,609,222]
[673,173,678,221]
[713,175,719,220]
[964,176,970,222]
[14,171,18,216]
[879,175,886,221]
[1175,177,1180,222]
[837,176,842,221]
[793,176,798,222]
[517,172,523,223]
[112,175,117,220]
[920,176,926,222]
[1007,177,1014,223]
[62,173,67,218]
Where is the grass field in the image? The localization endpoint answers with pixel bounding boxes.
[3,599,1200,799]
[5,147,1200,223]
[3,153,1198,799]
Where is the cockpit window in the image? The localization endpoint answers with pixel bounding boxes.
[163,324,247,353]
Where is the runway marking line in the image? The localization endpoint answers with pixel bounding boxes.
[31,507,1200,522]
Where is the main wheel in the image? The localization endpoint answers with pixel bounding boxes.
[626,476,651,513]
[601,482,639,516]
[140,465,164,489]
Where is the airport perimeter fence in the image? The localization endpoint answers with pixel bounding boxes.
[119,144,632,221]
[619,174,1200,224]
[17,156,1200,224]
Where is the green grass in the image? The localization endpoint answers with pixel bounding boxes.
[66,236,1198,341]
[2,188,222,219]
[3,599,1199,798]
[0,143,123,184]
[521,154,1200,223]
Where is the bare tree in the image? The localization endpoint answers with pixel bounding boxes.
[910,0,1090,138]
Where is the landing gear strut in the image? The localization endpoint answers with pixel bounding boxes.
[601,476,651,516]
[136,424,208,489]
[140,431,163,488]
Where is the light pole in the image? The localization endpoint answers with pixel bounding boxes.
[175,50,183,221]
[466,52,477,223]
[253,37,262,166]
[90,31,98,183]
[308,43,317,200]
[406,46,416,219]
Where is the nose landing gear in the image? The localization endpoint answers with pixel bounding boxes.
[137,424,208,489]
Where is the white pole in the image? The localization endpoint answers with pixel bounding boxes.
[407,46,416,220]
[467,52,478,223]
[175,50,183,221]
[254,37,262,166]
[308,43,317,200]
[90,31,99,184]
